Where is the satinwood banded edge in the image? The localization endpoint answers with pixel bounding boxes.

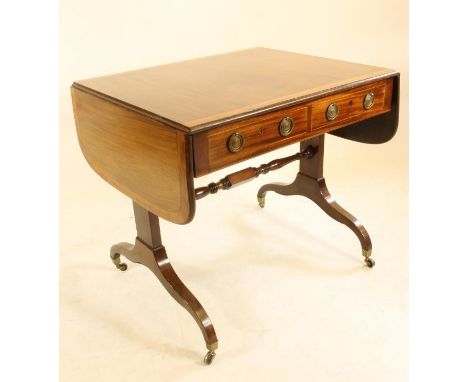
[193,77,395,177]
[74,48,397,134]
[71,85,195,224]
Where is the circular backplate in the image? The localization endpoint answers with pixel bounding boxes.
[326,103,339,121]
[363,92,375,110]
[227,132,244,153]
[278,117,294,136]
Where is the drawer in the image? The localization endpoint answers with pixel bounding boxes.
[193,105,309,177]
[311,78,393,132]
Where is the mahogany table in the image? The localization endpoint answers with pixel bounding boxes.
[71,48,399,365]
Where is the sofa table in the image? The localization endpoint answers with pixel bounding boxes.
[71,47,399,365]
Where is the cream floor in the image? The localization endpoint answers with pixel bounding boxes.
[60,122,408,381]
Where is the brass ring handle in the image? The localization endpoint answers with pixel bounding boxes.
[227,132,244,153]
[363,92,375,109]
[278,117,294,136]
[326,103,339,121]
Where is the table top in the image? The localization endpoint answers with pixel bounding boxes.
[74,47,396,133]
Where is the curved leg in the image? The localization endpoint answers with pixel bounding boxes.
[257,181,298,207]
[109,202,218,364]
[295,174,373,267]
[257,135,374,267]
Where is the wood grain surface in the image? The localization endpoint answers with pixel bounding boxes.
[110,202,218,350]
[193,104,309,176]
[74,47,397,132]
[71,86,195,224]
[71,48,399,224]
[256,136,373,266]
[193,77,394,176]
[310,78,393,131]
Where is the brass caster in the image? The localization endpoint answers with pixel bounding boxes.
[111,253,128,271]
[116,263,128,271]
[257,195,265,208]
[362,248,374,268]
[364,258,375,268]
[204,350,216,365]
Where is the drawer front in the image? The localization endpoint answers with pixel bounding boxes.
[193,77,394,177]
[310,78,393,132]
[193,105,309,176]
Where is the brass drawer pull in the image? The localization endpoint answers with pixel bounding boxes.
[278,117,294,136]
[326,103,339,121]
[363,92,375,109]
[227,132,244,153]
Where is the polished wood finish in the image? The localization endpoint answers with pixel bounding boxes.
[74,47,396,132]
[193,77,394,176]
[257,136,372,256]
[110,201,218,352]
[329,75,400,144]
[310,78,392,132]
[193,104,309,176]
[194,145,316,200]
[71,48,400,363]
[71,87,195,224]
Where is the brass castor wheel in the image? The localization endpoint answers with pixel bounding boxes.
[204,350,216,365]
[365,258,375,268]
[116,263,128,271]
[257,195,265,208]
[111,254,128,271]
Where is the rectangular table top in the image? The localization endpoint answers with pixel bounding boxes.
[73,47,396,133]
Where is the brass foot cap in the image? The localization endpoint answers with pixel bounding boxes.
[257,195,265,208]
[111,254,128,271]
[204,350,216,365]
